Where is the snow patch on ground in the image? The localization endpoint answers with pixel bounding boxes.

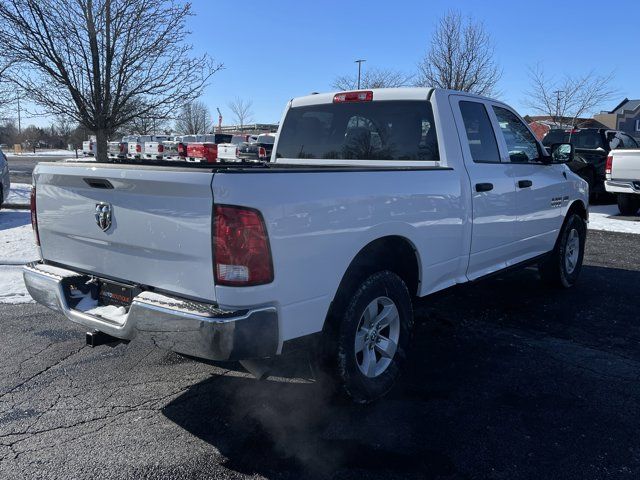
[589,204,640,234]
[0,209,39,304]
[0,266,32,304]
[6,149,75,157]
[0,210,39,264]
[6,183,31,206]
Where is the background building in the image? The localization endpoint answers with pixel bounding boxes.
[594,99,640,140]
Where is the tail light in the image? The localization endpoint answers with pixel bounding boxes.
[258,146,267,158]
[136,144,141,153]
[119,143,126,153]
[203,143,218,163]
[178,143,186,156]
[605,155,613,177]
[333,90,373,103]
[30,187,40,246]
[158,144,164,153]
[214,205,273,286]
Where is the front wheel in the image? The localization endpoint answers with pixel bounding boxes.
[617,193,640,216]
[539,213,587,288]
[322,271,414,404]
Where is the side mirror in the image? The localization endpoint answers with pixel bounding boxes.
[550,142,574,163]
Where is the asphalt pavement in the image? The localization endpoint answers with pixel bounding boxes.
[1,229,639,479]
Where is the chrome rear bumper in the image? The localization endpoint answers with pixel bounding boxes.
[23,262,278,361]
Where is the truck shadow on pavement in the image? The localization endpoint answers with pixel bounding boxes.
[163,263,640,479]
[0,210,31,230]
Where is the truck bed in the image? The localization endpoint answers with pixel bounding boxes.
[33,160,454,314]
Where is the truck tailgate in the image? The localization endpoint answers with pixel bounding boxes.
[33,163,217,302]
[612,149,640,181]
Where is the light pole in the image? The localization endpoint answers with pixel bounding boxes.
[16,92,21,135]
[553,90,563,126]
[355,59,366,89]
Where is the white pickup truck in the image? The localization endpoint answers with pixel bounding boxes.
[24,88,588,402]
[126,135,153,160]
[143,136,172,161]
[81,140,95,157]
[605,149,640,215]
[217,135,245,162]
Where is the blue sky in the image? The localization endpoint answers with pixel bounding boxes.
[18,0,640,128]
[190,0,640,125]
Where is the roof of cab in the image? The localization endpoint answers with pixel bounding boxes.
[291,87,435,108]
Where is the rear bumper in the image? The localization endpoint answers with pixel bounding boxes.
[605,180,640,194]
[23,262,279,361]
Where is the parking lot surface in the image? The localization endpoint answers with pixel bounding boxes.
[1,229,639,479]
[6,155,75,184]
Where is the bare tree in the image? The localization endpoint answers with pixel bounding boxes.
[416,10,501,95]
[124,115,170,136]
[174,100,213,134]
[524,64,618,127]
[0,118,18,146]
[331,67,414,91]
[54,116,75,147]
[0,0,222,161]
[228,97,254,131]
[55,116,74,137]
[0,59,15,115]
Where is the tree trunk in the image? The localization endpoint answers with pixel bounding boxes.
[95,129,109,162]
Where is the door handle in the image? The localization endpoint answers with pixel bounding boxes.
[518,180,533,189]
[475,183,494,192]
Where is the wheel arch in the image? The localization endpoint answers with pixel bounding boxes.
[324,235,421,331]
[567,199,588,222]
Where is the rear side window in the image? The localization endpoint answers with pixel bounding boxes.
[459,101,500,163]
[275,101,439,161]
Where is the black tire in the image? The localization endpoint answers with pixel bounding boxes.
[321,271,413,404]
[539,213,587,288]
[617,194,640,216]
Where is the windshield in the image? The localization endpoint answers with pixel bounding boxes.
[275,100,439,161]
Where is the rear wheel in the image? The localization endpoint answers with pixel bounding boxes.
[617,193,640,216]
[539,213,586,288]
[322,271,413,403]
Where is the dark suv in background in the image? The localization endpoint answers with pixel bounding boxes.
[542,128,638,201]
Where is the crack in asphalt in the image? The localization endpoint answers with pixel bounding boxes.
[0,344,87,401]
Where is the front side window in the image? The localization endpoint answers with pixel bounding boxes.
[275,101,439,161]
[493,106,540,163]
[459,101,500,163]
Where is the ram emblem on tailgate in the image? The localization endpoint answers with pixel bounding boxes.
[95,202,113,232]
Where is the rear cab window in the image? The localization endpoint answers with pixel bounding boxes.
[275,100,439,161]
[542,130,605,150]
[257,135,275,145]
